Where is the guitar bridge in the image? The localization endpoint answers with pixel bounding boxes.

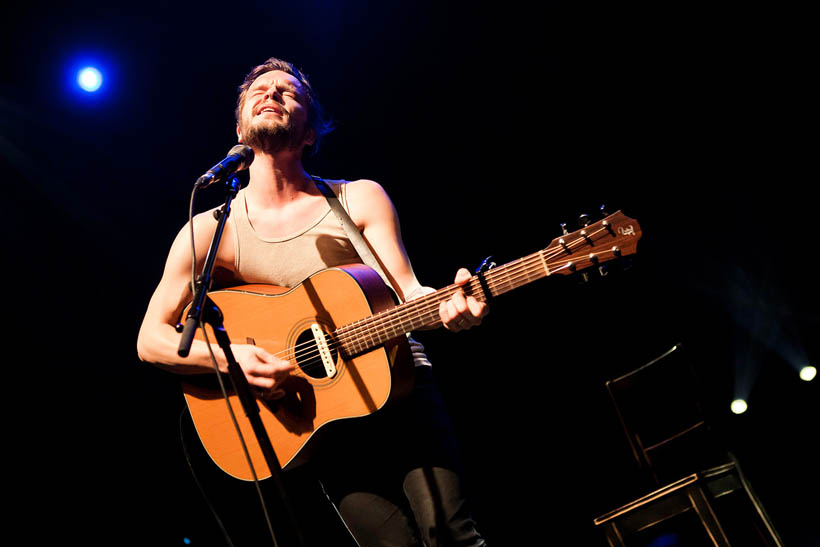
[311,323,337,377]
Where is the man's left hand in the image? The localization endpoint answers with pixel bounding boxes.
[439,268,489,332]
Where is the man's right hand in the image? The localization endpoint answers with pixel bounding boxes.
[229,344,296,400]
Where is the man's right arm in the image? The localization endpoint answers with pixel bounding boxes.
[136,213,293,398]
[137,213,221,372]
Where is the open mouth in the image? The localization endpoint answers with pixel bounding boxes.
[257,104,283,116]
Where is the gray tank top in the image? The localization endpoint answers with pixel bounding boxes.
[230,179,362,287]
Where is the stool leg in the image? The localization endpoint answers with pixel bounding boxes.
[738,469,784,546]
[687,485,730,547]
[603,523,626,547]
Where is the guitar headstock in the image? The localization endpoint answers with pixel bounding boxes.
[544,210,641,276]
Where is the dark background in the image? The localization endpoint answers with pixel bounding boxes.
[2,1,816,545]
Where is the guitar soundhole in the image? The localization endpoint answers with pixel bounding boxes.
[294,328,338,379]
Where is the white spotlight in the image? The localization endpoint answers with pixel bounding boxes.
[799,366,816,382]
[730,398,748,415]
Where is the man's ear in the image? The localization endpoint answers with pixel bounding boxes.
[304,127,316,147]
[236,124,243,143]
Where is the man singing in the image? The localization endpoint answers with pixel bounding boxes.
[138,57,488,546]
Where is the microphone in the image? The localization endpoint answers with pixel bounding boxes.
[196,144,254,187]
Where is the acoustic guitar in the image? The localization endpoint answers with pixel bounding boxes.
[182,210,642,480]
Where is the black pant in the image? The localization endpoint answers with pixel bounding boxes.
[314,366,486,547]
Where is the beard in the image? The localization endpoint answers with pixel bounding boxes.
[240,115,309,155]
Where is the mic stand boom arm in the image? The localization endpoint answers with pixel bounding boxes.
[177,176,305,547]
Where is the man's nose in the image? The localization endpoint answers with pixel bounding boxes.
[265,85,282,101]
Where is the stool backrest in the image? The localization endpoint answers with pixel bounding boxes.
[606,344,730,485]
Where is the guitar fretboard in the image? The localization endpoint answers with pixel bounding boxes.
[333,249,551,356]
[330,210,639,357]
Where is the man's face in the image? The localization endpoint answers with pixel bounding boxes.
[237,70,315,153]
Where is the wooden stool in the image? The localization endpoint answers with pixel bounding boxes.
[595,344,783,546]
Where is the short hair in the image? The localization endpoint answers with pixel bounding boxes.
[235,57,334,155]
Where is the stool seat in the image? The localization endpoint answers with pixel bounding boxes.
[593,461,782,546]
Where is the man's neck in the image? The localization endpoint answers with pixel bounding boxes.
[245,147,315,208]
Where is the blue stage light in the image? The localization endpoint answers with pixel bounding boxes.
[77,67,103,92]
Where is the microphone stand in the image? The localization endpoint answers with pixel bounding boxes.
[178,176,306,547]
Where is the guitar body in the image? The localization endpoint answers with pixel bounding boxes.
[181,264,414,480]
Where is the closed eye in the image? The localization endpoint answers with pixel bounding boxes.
[281,89,302,102]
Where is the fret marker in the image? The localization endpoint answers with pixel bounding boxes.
[311,323,336,377]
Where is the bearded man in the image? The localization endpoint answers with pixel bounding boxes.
[138,57,488,547]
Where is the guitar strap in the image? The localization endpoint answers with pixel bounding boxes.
[312,177,402,302]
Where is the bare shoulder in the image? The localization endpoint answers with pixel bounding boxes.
[172,206,236,270]
[343,179,397,225]
[344,178,389,199]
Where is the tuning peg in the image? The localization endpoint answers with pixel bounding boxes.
[578,213,591,227]
[600,204,610,217]
[560,223,569,235]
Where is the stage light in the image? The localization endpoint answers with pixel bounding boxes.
[77,67,103,92]
[799,365,816,382]
[730,398,748,415]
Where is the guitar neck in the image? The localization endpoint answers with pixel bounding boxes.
[333,210,641,357]
[334,249,549,356]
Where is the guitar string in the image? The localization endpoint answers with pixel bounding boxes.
[278,224,624,377]
[309,223,605,349]
[283,245,568,368]
[269,255,557,380]
[284,258,599,379]
[295,222,617,355]
[276,224,623,376]
[285,238,622,377]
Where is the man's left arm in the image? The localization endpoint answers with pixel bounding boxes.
[344,179,487,332]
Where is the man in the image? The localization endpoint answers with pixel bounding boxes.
[137,57,488,546]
